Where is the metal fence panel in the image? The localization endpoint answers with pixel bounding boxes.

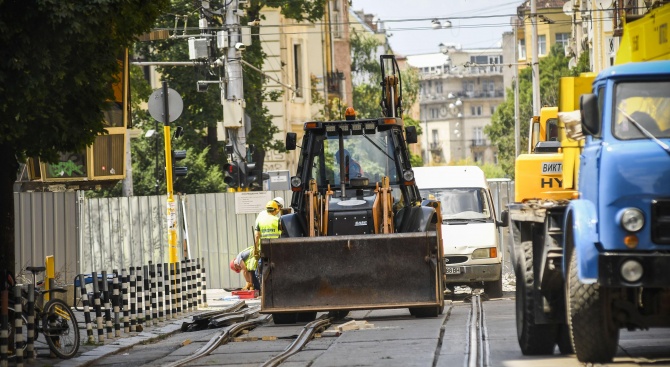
[16,185,516,289]
[14,192,78,283]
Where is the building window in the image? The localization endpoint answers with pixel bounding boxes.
[474,152,484,163]
[518,38,526,59]
[432,129,439,144]
[538,35,547,55]
[430,108,439,119]
[471,106,483,116]
[293,44,303,97]
[556,33,570,50]
[436,82,443,94]
[490,105,496,115]
[474,127,484,145]
[333,12,341,39]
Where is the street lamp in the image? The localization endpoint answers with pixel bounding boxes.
[447,98,464,162]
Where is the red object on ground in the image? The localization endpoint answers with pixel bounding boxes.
[231,290,259,299]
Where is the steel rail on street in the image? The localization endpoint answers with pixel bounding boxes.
[261,316,333,367]
[164,312,271,367]
[467,294,489,367]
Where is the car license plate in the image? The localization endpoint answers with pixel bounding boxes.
[445,267,461,274]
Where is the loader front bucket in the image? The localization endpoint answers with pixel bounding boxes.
[260,231,442,313]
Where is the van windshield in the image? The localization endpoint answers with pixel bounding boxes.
[420,188,492,220]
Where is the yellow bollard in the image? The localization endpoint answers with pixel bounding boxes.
[45,255,55,301]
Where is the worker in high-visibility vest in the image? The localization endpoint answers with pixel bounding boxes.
[230,246,255,290]
[251,200,282,290]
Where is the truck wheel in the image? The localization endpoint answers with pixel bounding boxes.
[409,306,439,318]
[272,313,298,325]
[566,249,619,363]
[484,275,503,298]
[556,323,574,354]
[516,241,557,355]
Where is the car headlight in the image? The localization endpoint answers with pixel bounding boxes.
[290,176,302,188]
[472,248,496,259]
[620,208,644,232]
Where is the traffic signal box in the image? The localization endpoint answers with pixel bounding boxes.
[172,149,188,177]
[223,162,241,188]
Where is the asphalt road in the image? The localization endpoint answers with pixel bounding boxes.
[69,290,670,367]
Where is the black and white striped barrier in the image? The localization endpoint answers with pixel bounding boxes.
[121,269,130,333]
[163,263,172,320]
[26,283,35,360]
[13,286,23,367]
[112,270,121,337]
[201,257,208,307]
[77,274,95,343]
[143,265,152,325]
[91,271,105,343]
[135,266,143,326]
[101,271,113,339]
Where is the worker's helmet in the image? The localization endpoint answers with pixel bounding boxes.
[230,259,240,273]
[266,200,279,214]
[273,197,284,208]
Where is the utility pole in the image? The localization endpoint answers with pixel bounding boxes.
[531,0,541,116]
[223,0,247,183]
[514,22,520,157]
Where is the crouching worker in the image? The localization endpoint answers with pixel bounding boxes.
[230,246,259,290]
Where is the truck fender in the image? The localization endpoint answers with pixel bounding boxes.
[279,213,306,238]
[564,199,599,283]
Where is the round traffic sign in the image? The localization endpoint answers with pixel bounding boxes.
[148,88,183,123]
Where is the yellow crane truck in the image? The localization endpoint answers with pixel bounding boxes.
[259,55,445,324]
[504,3,670,363]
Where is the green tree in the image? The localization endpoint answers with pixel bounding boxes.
[124,0,324,194]
[0,0,169,272]
[485,44,591,178]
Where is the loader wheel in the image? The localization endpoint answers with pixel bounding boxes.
[566,249,619,363]
[297,311,317,322]
[484,274,503,299]
[327,310,350,320]
[409,306,439,318]
[516,241,557,355]
[272,313,298,325]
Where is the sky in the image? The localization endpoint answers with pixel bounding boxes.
[351,0,523,56]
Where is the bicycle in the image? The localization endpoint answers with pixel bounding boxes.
[7,266,80,359]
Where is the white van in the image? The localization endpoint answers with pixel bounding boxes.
[413,166,505,297]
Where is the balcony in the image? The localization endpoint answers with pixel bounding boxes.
[461,89,504,99]
[429,142,442,151]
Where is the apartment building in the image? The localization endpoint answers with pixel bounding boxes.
[408,45,504,165]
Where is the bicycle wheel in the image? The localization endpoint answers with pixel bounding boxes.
[42,299,80,359]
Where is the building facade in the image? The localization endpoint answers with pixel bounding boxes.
[408,46,504,165]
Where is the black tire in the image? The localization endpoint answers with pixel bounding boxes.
[272,313,298,325]
[327,310,350,320]
[556,323,574,354]
[409,306,439,318]
[42,299,80,359]
[516,241,557,355]
[296,311,317,322]
[484,274,503,299]
[566,249,619,363]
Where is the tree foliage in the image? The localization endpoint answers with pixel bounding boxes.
[0,0,169,272]
[120,0,324,195]
[484,44,591,177]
